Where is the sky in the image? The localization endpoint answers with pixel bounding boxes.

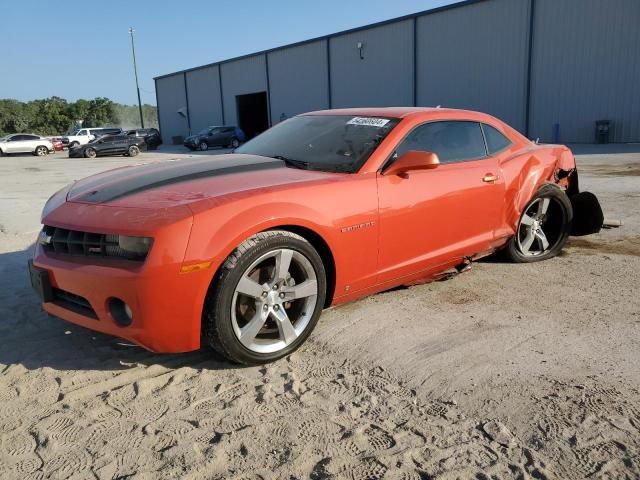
[0,0,456,106]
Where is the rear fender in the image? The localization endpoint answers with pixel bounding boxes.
[504,153,556,229]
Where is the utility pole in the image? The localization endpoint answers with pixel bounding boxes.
[128,27,145,128]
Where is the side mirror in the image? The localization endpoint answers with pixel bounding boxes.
[384,150,440,177]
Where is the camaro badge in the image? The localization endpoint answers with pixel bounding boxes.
[341,221,375,233]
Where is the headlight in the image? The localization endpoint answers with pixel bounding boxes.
[105,235,153,260]
[41,183,73,221]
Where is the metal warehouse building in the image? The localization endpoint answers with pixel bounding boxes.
[154,0,640,145]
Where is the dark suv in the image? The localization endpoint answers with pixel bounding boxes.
[126,128,162,150]
[183,126,246,151]
[68,134,145,158]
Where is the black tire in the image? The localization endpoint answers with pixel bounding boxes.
[70,141,79,148]
[230,138,240,149]
[203,230,327,365]
[128,145,140,157]
[34,145,48,156]
[199,141,208,151]
[84,148,97,159]
[504,184,573,263]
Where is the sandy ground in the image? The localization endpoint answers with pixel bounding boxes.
[0,145,639,479]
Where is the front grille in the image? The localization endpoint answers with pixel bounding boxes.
[52,288,97,319]
[40,226,147,261]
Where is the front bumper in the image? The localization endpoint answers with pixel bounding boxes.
[31,202,209,353]
[31,247,210,352]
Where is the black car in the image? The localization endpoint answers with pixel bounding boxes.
[183,126,246,151]
[68,134,145,158]
[126,128,162,150]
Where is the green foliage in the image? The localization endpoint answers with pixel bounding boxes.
[0,97,158,137]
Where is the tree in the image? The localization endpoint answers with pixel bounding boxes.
[0,97,158,136]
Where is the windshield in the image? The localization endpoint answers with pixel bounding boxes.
[235,115,399,173]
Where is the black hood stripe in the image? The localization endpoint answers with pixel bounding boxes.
[74,156,284,203]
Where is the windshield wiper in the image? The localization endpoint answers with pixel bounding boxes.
[271,155,311,170]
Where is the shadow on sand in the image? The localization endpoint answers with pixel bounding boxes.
[0,243,236,373]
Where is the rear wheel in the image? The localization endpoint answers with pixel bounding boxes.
[84,148,97,159]
[34,146,48,156]
[204,230,326,365]
[199,141,208,151]
[230,138,240,149]
[128,145,140,157]
[505,184,572,262]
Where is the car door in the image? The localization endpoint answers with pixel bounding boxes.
[206,128,224,147]
[13,135,33,153]
[112,136,131,155]
[3,135,20,153]
[23,135,40,153]
[93,136,114,155]
[376,120,505,284]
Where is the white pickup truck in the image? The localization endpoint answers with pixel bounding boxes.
[63,127,122,147]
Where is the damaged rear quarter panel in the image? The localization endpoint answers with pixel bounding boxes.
[499,145,576,234]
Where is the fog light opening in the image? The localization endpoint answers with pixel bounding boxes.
[109,298,133,327]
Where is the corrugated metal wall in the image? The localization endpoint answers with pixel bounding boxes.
[416,0,530,131]
[220,55,268,127]
[155,74,188,143]
[185,66,223,133]
[329,20,414,108]
[155,0,640,144]
[267,41,329,122]
[530,0,640,143]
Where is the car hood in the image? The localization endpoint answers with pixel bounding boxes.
[184,135,202,142]
[66,154,341,209]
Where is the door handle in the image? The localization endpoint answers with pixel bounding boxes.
[482,174,499,183]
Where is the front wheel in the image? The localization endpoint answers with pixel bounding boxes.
[84,148,97,159]
[505,184,573,262]
[128,145,140,157]
[69,141,79,148]
[199,141,208,151]
[204,230,327,365]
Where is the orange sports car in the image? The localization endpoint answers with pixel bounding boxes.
[29,108,603,364]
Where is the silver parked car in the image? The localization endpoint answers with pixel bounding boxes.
[0,134,54,156]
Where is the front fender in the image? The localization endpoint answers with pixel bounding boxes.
[189,201,337,269]
[182,200,340,319]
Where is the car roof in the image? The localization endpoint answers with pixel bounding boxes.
[304,106,497,121]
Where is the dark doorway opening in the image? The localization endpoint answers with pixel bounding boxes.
[236,91,269,139]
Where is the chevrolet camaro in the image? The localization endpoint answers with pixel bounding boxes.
[29,108,603,364]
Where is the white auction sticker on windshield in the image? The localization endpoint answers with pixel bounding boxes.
[346,117,390,128]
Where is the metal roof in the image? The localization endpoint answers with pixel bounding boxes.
[154,0,488,80]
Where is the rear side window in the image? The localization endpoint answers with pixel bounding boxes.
[395,121,486,163]
[482,124,512,155]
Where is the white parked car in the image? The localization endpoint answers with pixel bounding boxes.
[0,134,53,156]
[63,127,122,148]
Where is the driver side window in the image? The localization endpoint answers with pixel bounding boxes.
[395,121,487,164]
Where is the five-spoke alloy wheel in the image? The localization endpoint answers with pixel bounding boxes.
[204,230,326,364]
[506,184,572,262]
[232,248,318,354]
[35,146,48,156]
